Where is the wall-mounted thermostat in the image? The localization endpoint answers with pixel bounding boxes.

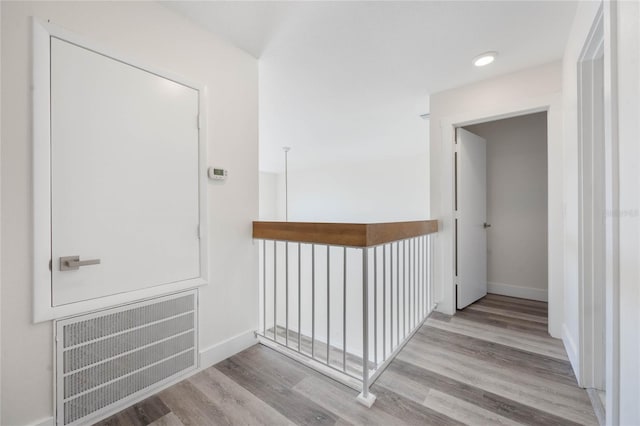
[208,167,227,181]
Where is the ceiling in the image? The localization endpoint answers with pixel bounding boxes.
[162,1,578,172]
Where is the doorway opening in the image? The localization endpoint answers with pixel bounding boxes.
[454,112,549,312]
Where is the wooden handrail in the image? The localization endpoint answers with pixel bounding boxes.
[252,220,438,247]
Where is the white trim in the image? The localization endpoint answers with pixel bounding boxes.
[577,3,607,394]
[198,329,258,370]
[433,93,562,339]
[574,5,623,423]
[602,2,620,424]
[32,17,53,322]
[29,418,54,426]
[38,281,208,323]
[563,323,581,383]
[586,388,606,426]
[32,18,209,322]
[487,282,548,302]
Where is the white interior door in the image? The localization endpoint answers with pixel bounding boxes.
[456,128,488,309]
[50,37,201,306]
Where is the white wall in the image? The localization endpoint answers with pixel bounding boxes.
[612,1,639,423]
[429,61,563,337]
[259,171,281,220]
[283,154,429,223]
[0,2,258,425]
[465,112,548,301]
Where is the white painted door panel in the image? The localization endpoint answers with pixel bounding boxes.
[456,128,487,309]
[51,38,200,306]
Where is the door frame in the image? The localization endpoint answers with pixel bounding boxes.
[433,92,562,338]
[577,1,606,392]
[577,3,620,423]
[32,19,210,322]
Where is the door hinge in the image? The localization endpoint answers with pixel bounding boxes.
[197,224,201,239]
[197,114,201,130]
[49,259,52,271]
[455,284,459,309]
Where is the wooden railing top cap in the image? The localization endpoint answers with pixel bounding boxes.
[252,220,438,247]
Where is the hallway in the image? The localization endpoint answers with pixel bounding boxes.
[96,295,597,426]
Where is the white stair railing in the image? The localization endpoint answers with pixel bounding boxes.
[254,220,437,407]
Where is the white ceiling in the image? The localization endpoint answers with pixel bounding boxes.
[162,1,578,172]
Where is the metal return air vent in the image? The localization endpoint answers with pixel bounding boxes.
[55,291,198,425]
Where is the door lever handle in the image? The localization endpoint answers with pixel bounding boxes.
[483,223,492,229]
[60,256,101,271]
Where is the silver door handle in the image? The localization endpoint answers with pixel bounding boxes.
[483,223,491,229]
[60,256,101,271]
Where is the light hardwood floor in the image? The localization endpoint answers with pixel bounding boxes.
[95,294,597,426]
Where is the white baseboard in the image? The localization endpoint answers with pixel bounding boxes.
[562,323,581,384]
[29,417,54,426]
[199,329,258,370]
[487,281,548,302]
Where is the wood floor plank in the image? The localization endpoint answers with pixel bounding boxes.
[215,352,340,425]
[426,316,569,360]
[189,367,295,426]
[454,308,550,336]
[232,343,362,393]
[370,383,465,426]
[413,326,578,386]
[481,294,548,308]
[398,342,597,425]
[382,359,584,426]
[373,364,433,403]
[485,294,548,309]
[402,339,583,408]
[465,304,548,324]
[429,311,453,322]
[94,396,171,426]
[148,413,184,426]
[292,375,406,426]
[224,344,309,387]
[422,388,523,426]
[406,340,589,407]
[474,298,548,317]
[158,380,231,426]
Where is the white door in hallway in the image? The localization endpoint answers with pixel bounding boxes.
[456,128,488,309]
[50,37,203,306]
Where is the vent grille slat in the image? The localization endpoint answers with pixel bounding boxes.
[63,351,194,425]
[63,295,194,347]
[56,291,197,426]
[64,313,194,373]
[64,331,195,399]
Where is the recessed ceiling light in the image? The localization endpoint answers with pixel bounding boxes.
[473,51,498,67]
